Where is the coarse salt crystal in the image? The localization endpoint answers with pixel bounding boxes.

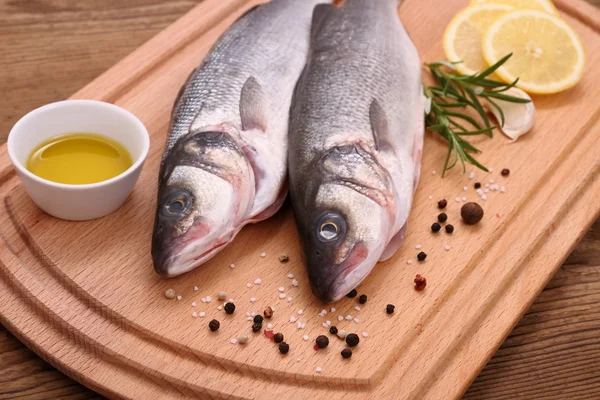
[322,322,329,328]
[231,338,238,344]
[287,297,293,302]
[229,299,234,302]
[463,186,468,191]
[415,244,422,249]
[199,312,206,317]
[445,245,451,251]
[193,286,198,291]
[250,297,256,303]
[353,318,360,323]
[455,197,461,203]
[229,263,235,269]
[301,323,306,329]
[260,252,266,257]
[296,357,301,362]
[325,320,331,326]
[298,309,304,315]
[489,179,495,184]
[303,335,309,341]
[278,287,285,292]
[251,312,256,316]
[192,312,198,317]
[338,315,344,321]
[500,186,506,193]
[247,316,253,321]
[345,315,353,320]
[485,183,490,188]
[290,316,297,322]
[176,296,182,301]
[254,278,262,285]
[279,293,287,299]
[428,195,433,200]
[297,321,303,329]
[292,279,299,287]
[287,273,294,279]
[267,323,273,329]
[316,367,323,373]
[407,259,413,265]
[484,188,489,193]
[354,306,361,311]
[246,283,252,288]
[362,331,369,338]
[246,311,251,317]
[469,171,476,179]
[482,194,487,200]
[201,298,207,303]
[462,196,467,201]
[321,309,327,315]
[330,307,336,312]
[205,296,212,302]
[192,302,197,307]
[217,306,222,311]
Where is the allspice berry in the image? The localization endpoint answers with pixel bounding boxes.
[263,306,274,319]
[461,202,484,225]
[273,332,284,343]
[208,319,220,332]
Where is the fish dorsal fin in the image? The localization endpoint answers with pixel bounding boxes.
[369,99,395,154]
[310,4,336,41]
[240,76,267,132]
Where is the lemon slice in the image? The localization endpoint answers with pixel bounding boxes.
[482,10,586,94]
[443,4,514,75]
[470,0,557,14]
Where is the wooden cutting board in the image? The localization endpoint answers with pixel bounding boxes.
[0,0,598,398]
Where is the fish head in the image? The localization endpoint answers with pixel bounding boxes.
[297,143,396,302]
[152,130,254,276]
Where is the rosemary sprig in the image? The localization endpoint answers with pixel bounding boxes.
[424,53,531,177]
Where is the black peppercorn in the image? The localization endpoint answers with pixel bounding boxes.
[253,315,263,324]
[358,294,367,304]
[431,222,441,233]
[445,224,454,234]
[316,335,329,349]
[329,326,338,335]
[208,319,220,332]
[345,333,360,347]
[474,182,481,189]
[386,304,395,314]
[273,332,284,343]
[437,199,447,209]
[252,323,262,333]
[501,168,510,177]
[341,348,353,359]
[417,251,427,261]
[437,213,448,223]
[278,342,289,354]
[347,289,358,298]
[224,302,235,314]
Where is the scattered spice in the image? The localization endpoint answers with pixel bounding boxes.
[252,323,262,333]
[437,199,447,209]
[417,252,427,261]
[224,302,236,314]
[254,278,262,285]
[231,338,238,344]
[292,279,299,287]
[238,335,249,344]
[209,319,220,332]
[414,274,427,291]
[274,333,284,343]
[501,168,510,177]
[303,335,309,341]
[217,291,227,301]
[260,252,267,258]
[316,335,329,349]
[386,304,395,314]
[264,330,275,339]
[431,222,441,233]
[264,307,273,319]
[254,315,264,324]
[474,182,481,189]
[437,213,448,223]
[164,288,176,299]
[346,333,360,347]
[176,295,182,301]
[347,289,358,298]
[341,348,353,359]
[316,367,323,373]
[337,330,347,340]
[461,202,484,225]
[329,326,338,335]
[445,224,454,234]
[361,331,368,338]
[279,254,290,263]
[358,294,368,304]
[279,342,290,354]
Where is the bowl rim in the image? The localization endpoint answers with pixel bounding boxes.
[7,99,150,190]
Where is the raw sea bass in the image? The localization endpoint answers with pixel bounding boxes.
[288,0,424,302]
[152,0,325,277]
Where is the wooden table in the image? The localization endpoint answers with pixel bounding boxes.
[0,1,598,399]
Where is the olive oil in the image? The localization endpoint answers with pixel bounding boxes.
[27,133,133,185]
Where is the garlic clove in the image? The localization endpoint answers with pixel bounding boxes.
[486,87,535,142]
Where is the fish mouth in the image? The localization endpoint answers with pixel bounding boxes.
[317,242,370,303]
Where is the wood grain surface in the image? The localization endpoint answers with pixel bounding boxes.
[0,0,598,399]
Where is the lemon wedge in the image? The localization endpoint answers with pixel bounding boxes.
[482,10,586,94]
[470,0,557,14]
[443,4,514,76]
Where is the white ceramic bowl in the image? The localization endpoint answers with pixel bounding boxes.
[7,100,150,221]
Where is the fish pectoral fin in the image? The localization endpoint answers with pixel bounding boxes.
[369,99,396,155]
[240,76,267,132]
[379,223,408,262]
[310,4,336,42]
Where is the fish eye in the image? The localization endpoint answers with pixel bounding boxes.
[316,212,346,243]
[162,191,191,216]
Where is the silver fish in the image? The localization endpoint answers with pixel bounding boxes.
[152,0,326,277]
[288,0,424,302]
